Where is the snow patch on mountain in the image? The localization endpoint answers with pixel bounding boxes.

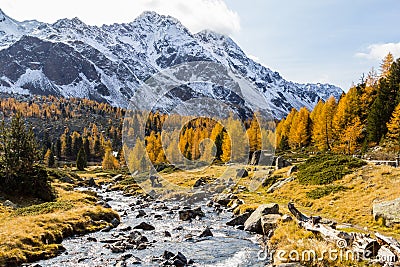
[0,9,343,119]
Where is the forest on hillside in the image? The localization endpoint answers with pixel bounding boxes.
[275,53,400,157]
[1,53,399,172]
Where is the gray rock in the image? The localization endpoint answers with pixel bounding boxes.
[281,214,293,223]
[261,214,281,234]
[173,252,187,265]
[119,226,132,232]
[115,260,126,267]
[133,222,155,231]
[275,156,291,169]
[244,203,280,234]
[163,250,175,260]
[178,207,205,221]
[373,198,400,227]
[193,177,207,188]
[136,243,147,250]
[164,231,172,237]
[136,210,146,218]
[87,237,97,242]
[3,200,17,209]
[226,212,252,226]
[199,227,213,238]
[213,193,237,206]
[103,202,112,209]
[88,177,97,187]
[60,176,74,184]
[111,218,120,228]
[236,168,249,178]
[250,150,275,166]
[126,256,142,265]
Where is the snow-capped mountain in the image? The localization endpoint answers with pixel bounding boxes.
[0,9,342,118]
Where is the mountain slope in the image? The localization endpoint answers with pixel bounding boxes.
[0,9,342,118]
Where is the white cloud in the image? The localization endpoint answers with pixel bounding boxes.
[356,42,400,61]
[1,0,240,35]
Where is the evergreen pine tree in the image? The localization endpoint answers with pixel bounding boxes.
[0,112,37,179]
[76,147,87,171]
[55,138,62,160]
[0,112,41,194]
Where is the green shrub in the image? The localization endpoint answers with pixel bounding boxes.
[0,165,57,202]
[297,155,366,185]
[13,201,73,216]
[306,185,348,199]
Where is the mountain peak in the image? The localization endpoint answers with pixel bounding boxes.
[134,11,182,27]
[0,8,8,22]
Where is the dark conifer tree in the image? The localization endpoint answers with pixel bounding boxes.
[76,147,87,171]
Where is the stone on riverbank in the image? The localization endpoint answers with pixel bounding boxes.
[244,203,280,234]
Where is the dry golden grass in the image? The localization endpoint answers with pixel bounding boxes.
[0,170,120,267]
[231,163,399,266]
[234,164,400,234]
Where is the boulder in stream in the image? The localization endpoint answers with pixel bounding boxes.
[133,222,155,231]
[199,227,213,238]
[213,193,238,207]
[226,212,252,226]
[111,218,120,228]
[161,251,191,266]
[244,203,280,234]
[178,207,205,221]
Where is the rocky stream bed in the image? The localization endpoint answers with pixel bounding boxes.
[29,184,269,267]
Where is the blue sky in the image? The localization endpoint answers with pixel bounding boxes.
[2,0,400,90]
[226,0,400,90]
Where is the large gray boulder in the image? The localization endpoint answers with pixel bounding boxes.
[178,207,205,221]
[226,212,252,226]
[373,198,400,227]
[213,193,237,207]
[244,203,280,234]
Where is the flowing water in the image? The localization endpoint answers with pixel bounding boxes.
[34,186,269,267]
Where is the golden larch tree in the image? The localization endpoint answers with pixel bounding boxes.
[386,103,400,146]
